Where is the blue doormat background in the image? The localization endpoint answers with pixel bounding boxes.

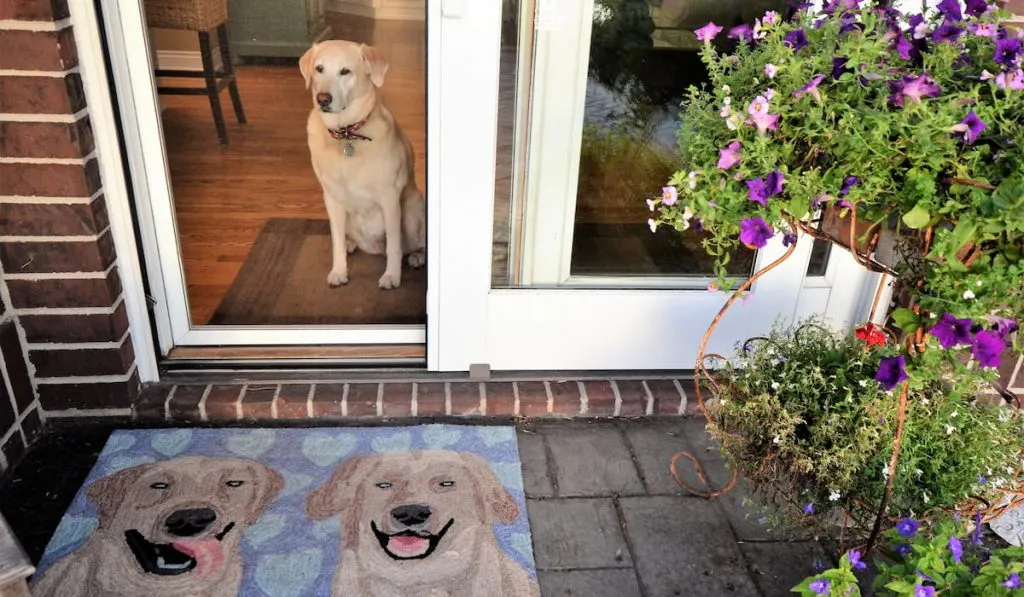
[34,425,536,596]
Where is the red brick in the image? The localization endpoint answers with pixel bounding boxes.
[132,383,171,420]
[414,382,446,416]
[345,383,379,418]
[30,336,134,377]
[0,231,115,274]
[449,382,482,416]
[276,384,311,419]
[0,74,85,114]
[167,384,206,420]
[0,321,33,413]
[583,380,615,416]
[0,28,78,71]
[0,0,70,21]
[0,159,100,197]
[0,118,94,159]
[0,198,108,236]
[37,369,139,411]
[203,385,242,420]
[516,381,548,417]
[484,382,515,416]
[311,383,345,417]
[7,266,121,308]
[1007,0,1024,13]
[616,380,648,416]
[20,301,128,343]
[647,379,684,415]
[241,385,276,419]
[549,381,581,416]
[381,383,412,417]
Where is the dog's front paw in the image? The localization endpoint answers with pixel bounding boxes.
[327,269,349,287]
[378,271,401,290]
[407,250,426,269]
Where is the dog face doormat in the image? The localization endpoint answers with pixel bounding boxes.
[30,425,540,597]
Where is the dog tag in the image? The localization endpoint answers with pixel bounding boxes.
[344,142,355,157]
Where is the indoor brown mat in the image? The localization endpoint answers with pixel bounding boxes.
[208,219,426,325]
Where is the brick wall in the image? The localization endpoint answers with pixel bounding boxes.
[0,0,140,468]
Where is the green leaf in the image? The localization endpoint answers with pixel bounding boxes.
[891,308,921,333]
[902,204,931,229]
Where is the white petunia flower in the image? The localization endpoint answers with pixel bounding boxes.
[947,425,956,435]
[722,85,731,93]
[687,171,698,190]
[646,199,656,212]
[771,382,781,391]
[648,218,657,233]
[682,206,694,220]
[858,379,868,387]
[963,289,976,300]
[773,436,780,445]
[950,410,958,418]
[829,490,841,502]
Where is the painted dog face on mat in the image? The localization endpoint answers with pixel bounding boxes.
[306,450,518,576]
[86,456,283,581]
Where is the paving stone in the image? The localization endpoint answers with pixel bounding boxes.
[739,541,830,597]
[517,430,554,498]
[622,420,693,495]
[619,496,759,596]
[542,424,644,497]
[526,498,632,569]
[537,569,642,597]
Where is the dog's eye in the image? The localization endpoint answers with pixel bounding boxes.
[375,482,392,489]
[226,480,245,488]
[340,68,351,76]
[150,482,169,490]
[439,481,455,488]
[315,64,324,73]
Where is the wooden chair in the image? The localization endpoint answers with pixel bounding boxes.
[145,0,246,147]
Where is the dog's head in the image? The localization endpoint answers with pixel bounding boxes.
[86,456,283,581]
[306,450,517,568]
[299,40,389,128]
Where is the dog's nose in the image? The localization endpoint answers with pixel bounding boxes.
[316,92,332,107]
[390,504,432,527]
[165,508,217,537]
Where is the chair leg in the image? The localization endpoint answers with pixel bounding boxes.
[199,30,229,147]
[216,23,246,124]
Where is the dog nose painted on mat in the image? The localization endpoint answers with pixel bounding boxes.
[316,92,333,108]
[390,504,432,527]
[165,507,218,537]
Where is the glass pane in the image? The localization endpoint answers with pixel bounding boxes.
[145,3,426,325]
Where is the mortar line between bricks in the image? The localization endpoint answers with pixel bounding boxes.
[641,380,654,416]
[543,381,553,415]
[306,384,316,418]
[512,382,520,416]
[234,386,246,420]
[611,380,622,416]
[576,381,588,415]
[0,67,81,78]
[0,17,72,31]
[411,382,418,417]
[611,497,648,597]
[444,382,451,416]
[198,385,211,421]
[617,422,652,495]
[270,384,281,419]
[376,383,384,417]
[341,383,349,417]
[478,382,486,415]
[673,379,688,415]
[162,386,177,420]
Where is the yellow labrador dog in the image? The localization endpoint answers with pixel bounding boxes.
[306,450,541,597]
[30,456,283,597]
[300,40,426,290]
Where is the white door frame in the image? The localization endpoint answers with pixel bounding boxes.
[82,0,430,352]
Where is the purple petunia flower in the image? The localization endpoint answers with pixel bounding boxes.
[938,0,963,22]
[748,96,770,116]
[766,170,785,196]
[972,329,1006,367]
[812,194,833,209]
[822,0,857,15]
[739,217,774,249]
[832,56,851,79]
[909,13,925,33]
[839,13,865,35]
[951,110,987,144]
[728,24,753,42]
[894,33,919,61]
[839,176,858,197]
[895,543,913,557]
[764,63,777,79]
[932,21,965,43]
[747,178,770,206]
[809,579,831,595]
[693,218,704,233]
[888,74,942,106]
[662,186,678,206]
[996,69,1024,90]
[965,0,989,16]
[785,29,809,51]
[949,536,963,563]
[695,22,723,42]
[972,511,984,545]
[995,37,1023,66]
[793,75,826,102]
[972,22,998,38]
[915,585,936,597]
[848,550,868,570]
[803,503,815,514]
[782,232,798,247]
[876,355,909,391]
[718,141,742,170]
[929,312,974,348]
[897,518,920,538]
[746,112,781,135]
[1005,573,1022,589]
[987,315,1019,339]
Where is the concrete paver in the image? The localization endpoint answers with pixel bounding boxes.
[537,569,644,597]
[543,424,645,497]
[527,498,633,570]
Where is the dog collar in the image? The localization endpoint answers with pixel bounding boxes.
[328,119,372,143]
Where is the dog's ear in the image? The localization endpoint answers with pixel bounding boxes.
[85,463,153,525]
[461,453,519,525]
[305,455,376,520]
[359,44,389,88]
[299,44,319,89]
[243,462,285,525]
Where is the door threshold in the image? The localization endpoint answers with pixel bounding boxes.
[162,344,426,373]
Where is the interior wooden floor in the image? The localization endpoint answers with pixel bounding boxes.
[158,14,426,325]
